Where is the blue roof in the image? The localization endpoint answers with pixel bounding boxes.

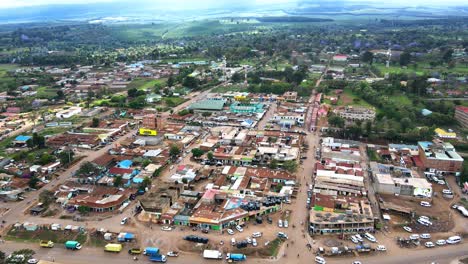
[15,135,32,142]
[118,160,133,169]
[421,109,433,116]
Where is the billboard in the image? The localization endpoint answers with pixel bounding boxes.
[139,128,157,136]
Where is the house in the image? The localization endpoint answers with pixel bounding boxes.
[337,106,376,121]
[418,141,464,176]
[13,135,32,146]
[332,54,348,62]
[283,91,298,101]
[454,106,468,128]
[56,107,82,119]
[434,128,456,139]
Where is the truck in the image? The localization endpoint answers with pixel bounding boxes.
[65,241,82,250]
[104,243,123,253]
[144,247,160,256]
[149,255,167,263]
[39,240,54,248]
[203,250,223,259]
[226,253,246,262]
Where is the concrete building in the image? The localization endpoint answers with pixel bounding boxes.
[142,114,163,130]
[455,106,468,128]
[418,141,464,176]
[337,106,376,121]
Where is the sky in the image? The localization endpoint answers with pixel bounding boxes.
[0,0,466,9]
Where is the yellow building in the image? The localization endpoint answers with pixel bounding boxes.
[434,128,456,139]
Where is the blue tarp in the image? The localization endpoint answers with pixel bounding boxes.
[118,160,133,168]
[15,135,32,142]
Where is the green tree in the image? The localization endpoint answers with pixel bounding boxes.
[39,190,55,206]
[28,176,39,189]
[361,51,374,64]
[207,151,214,161]
[283,160,298,173]
[365,121,373,135]
[169,144,181,159]
[139,176,151,191]
[78,205,90,214]
[92,117,100,127]
[167,74,175,87]
[400,117,412,132]
[113,175,123,187]
[32,133,45,148]
[39,153,55,165]
[0,250,5,264]
[58,150,74,166]
[269,159,278,169]
[191,148,204,158]
[77,162,99,176]
[183,76,198,89]
[328,115,345,128]
[231,72,242,83]
[399,52,411,66]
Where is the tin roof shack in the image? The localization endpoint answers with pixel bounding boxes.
[418,141,463,176]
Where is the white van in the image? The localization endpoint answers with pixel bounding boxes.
[364,232,376,242]
[446,236,461,244]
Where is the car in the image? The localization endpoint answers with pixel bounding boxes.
[161,226,172,231]
[315,256,326,264]
[227,229,234,235]
[252,232,262,238]
[246,237,252,244]
[236,225,244,232]
[120,217,128,225]
[128,248,142,255]
[442,189,453,195]
[451,204,460,209]
[231,238,236,245]
[350,236,359,244]
[264,241,270,246]
[403,226,412,233]
[284,220,289,228]
[252,238,258,247]
[420,201,432,207]
[167,251,179,257]
[436,239,447,246]
[419,216,430,221]
[352,261,362,264]
[376,245,386,251]
[267,217,273,224]
[277,232,288,240]
[425,242,435,248]
[278,219,283,228]
[27,259,39,264]
[420,233,431,239]
[201,229,209,234]
[355,234,363,242]
[409,234,420,240]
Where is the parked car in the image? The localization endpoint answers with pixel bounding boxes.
[246,237,252,244]
[236,225,244,232]
[352,262,362,264]
[284,220,289,228]
[409,234,420,240]
[252,238,258,247]
[355,234,363,242]
[420,201,431,207]
[278,219,283,228]
[277,232,288,240]
[27,259,38,264]
[425,242,435,248]
[227,229,234,235]
[442,189,453,195]
[446,236,461,244]
[266,217,273,224]
[252,232,262,238]
[231,238,236,246]
[167,251,179,257]
[120,217,128,225]
[350,236,359,244]
[376,245,386,251]
[436,239,447,246]
[403,226,412,233]
[315,256,326,264]
[451,204,460,209]
[420,233,431,239]
[161,226,172,231]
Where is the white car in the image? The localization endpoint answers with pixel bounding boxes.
[352,261,362,264]
[420,233,431,239]
[120,217,128,225]
[451,204,459,209]
[167,251,179,257]
[236,225,244,232]
[350,236,359,244]
[27,259,39,264]
[315,256,326,264]
[419,216,430,221]
[161,226,172,231]
[246,237,252,244]
[420,201,431,207]
[409,234,420,240]
[252,238,258,247]
[278,219,283,228]
[442,189,453,195]
[436,239,447,246]
[252,232,262,238]
[284,220,289,228]
[425,242,435,248]
[403,226,412,233]
[355,234,363,242]
[227,229,234,235]
[376,245,386,251]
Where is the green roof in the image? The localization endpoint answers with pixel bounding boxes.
[189,100,225,110]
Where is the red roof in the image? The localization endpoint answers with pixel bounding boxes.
[108,167,133,175]
[456,106,468,114]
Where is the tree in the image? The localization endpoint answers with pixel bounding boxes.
[128,95,146,109]
[26,138,34,149]
[365,121,372,135]
[0,250,5,264]
[231,72,242,83]
[58,150,74,166]
[56,90,65,99]
[92,117,100,127]
[328,115,345,128]
[399,52,411,66]
[39,153,55,165]
[28,176,39,189]
[77,162,99,176]
[78,205,90,214]
[39,190,55,206]
[283,160,298,173]
[400,117,412,132]
[114,175,123,187]
[269,159,278,170]
[139,176,152,191]
[183,76,198,89]
[191,148,204,158]
[169,145,180,159]
[167,74,175,87]
[361,51,374,64]
[207,151,214,161]
[32,133,45,148]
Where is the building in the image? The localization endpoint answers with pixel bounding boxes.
[455,106,468,128]
[229,103,264,114]
[142,114,164,130]
[434,128,456,139]
[56,107,82,119]
[337,106,376,121]
[308,193,374,235]
[332,54,348,62]
[283,91,298,101]
[189,99,226,111]
[418,141,464,176]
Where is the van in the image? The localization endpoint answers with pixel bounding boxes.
[364,232,376,243]
[446,236,461,244]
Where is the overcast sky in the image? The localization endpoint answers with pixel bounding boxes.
[0,0,466,9]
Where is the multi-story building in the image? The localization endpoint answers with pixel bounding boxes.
[418,141,464,176]
[142,114,163,130]
[455,106,468,128]
[337,106,376,121]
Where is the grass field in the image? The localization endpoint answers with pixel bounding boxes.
[211,85,248,93]
[37,86,58,99]
[164,97,187,107]
[374,62,468,76]
[338,88,373,108]
[127,78,166,91]
[6,228,88,244]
